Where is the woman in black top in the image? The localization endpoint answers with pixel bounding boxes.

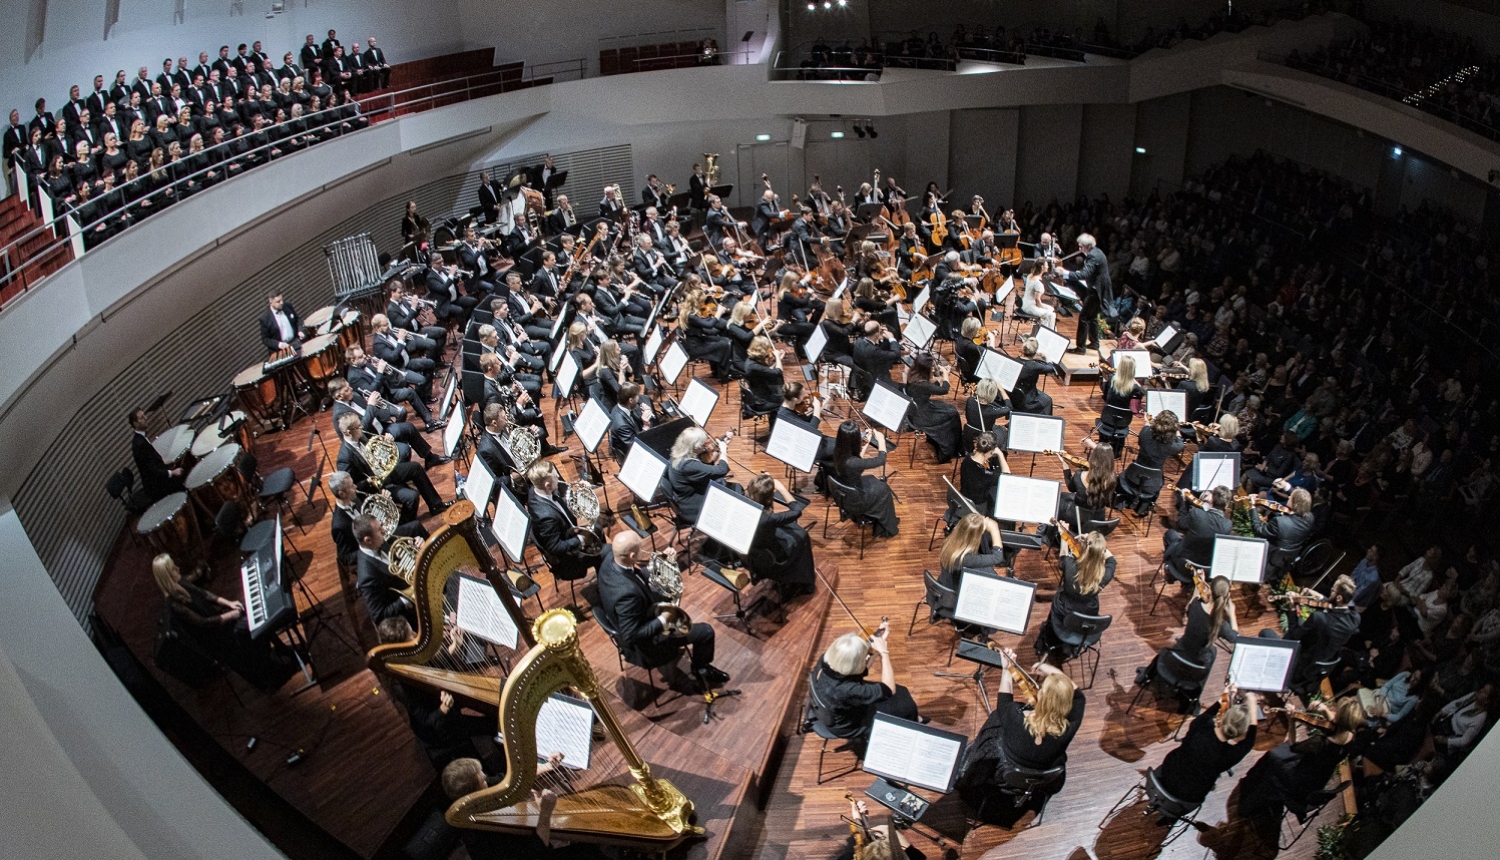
[775,272,818,356]
[957,432,1008,523]
[938,513,1007,589]
[1037,529,1115,661]
[957,661,1084,818]
[1099,355,1144,454]
[97,132,129,182]
[565,322,601,402]
[965,378,1010,437]
[853,277,900,331]
[150,114,179,152]
[809,625,921,743]
[829,421,899,538]
[819,298,857,367]
[835,798,926,860]
[1011,337,1060,415]
[677,290,734,381]
[1177,358,1213,420]
[400,199,430,245]
[125,119,154,168]
[742,336,785,414]
[954,318,987,386]
[1123,410,1186,515]
[726,299,779,369]
[594,339,629,411]
[905,352,962,463]
[1238,697,1367,823]
[744,474,816,595]
[1156,692,1258,805]
[42,155,72,203]
[1138,574,1238,686]
[1055,443,1114,533]
[151,553,288,690]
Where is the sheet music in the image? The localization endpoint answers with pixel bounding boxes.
[1194,453,1240,492]
[695,483,763,555]
[862,382,911,432]
[766,413,823,472]
[978,349,1022,391]
[804,324,828,365]
[1156,323,1179,346]
[441,371,458,420]
[863,716,965,793]
[555,353,580,399]
[492,485,529,563]
[548,333,568,372]
[1034,325,1069,364]
[993,474,1061,524]
[995,278,1016,306]
[954,571,1036,635]
[910,285,932,317]
[660,341,689,384]
[463,456,497,515]
[1228,637,1297,692]
[644,325,664,365]
[680,378,719,427]
[1006,413,1064,453]
[574,396,610,453]
[1212,535,1269,584]
[618,442,668,501]
[902,314,935,350]
[456,574,519,649]
[443,397,466,457]
[1145,389,1187,419]
[1052,282,1079,302]
[1111,348,1153,378]
[534,694,594,770]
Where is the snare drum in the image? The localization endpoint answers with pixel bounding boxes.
[301,332,343,381]
[191,410,251,458]
[305,304,336,333]
[185,442,251,519]
[136,491,202,561]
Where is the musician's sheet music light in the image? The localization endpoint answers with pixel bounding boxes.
[443,398,466,456]
[978,349,1022,392]
[1213,534,1270,584]
[492,485,530,563]
[574,396,610,453]
[463,456,497,515]
[954,569,1037,635]
[766,412,823,472]
[804,323,828,365]
[535,694,595,770]
[1034,325,1070,364]
[863,381,911,432]
[902,313,936,351]
[1145,389,1188,420]
[555,353,581,399]
[618,442,669,502]
[862,714,968,793]
[1228,635,1299,693]
[695,484,763,555]
[1111,348,1153,378]
[1006,412,1065,453]
[660,340,689,385]
[1194,452,1241,492]
[910,285,932,317]
[643,325,664,365]
[456,574,519,649]
[994,473,1061,524]
[680,378,720,428]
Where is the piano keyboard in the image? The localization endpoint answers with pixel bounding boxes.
[242,559,270,635]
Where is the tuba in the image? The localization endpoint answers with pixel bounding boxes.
[564,480,603,554]
[647,552,691,636]
[504,427,540,472]
[361,491,401,535]
[363,433,401,488]
[702,153,721,187]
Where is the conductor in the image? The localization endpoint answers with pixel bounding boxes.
[1057,233,1111,354]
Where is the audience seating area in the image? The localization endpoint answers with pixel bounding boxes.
[600,40,719,76]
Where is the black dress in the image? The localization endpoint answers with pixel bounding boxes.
[964,395,1010,432]
[958,454,1003,514]
[832,452,899,537]
[725,322,754,367]
[684,314,732,371]
[1156,702,1255,804]
[957,688,1086,816]
[808,657,920,742]
[1238,734,1356,822]
[820,317,855,366]
[1050,555,1115,619]
[743,360,783,413]
[748,494,816,593]
[907,379,961,462]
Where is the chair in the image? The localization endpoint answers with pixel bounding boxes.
[105,467,151,516]
[1094,403,1135,456]
[1127,649,1212,723]
[907,571,960,664]
[1290,657,1342,701]
[1049,611,1112,689]
[737,379,777,451]
[823,475,880,559]
[1080,516,1120,537]
[1284,538,1336,583]
[996,764,1066,822]
[1100,767,1201,845]
[802,669,863,784]
[1278,780,1350,850]
[239,451,303,534]
[1148,558,1196,615]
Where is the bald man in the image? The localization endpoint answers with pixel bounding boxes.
[595,531,727,688]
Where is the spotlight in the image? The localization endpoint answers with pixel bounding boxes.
[831,131,845,138]
[823,1,832,8]
[1135,146,1147,154]
[865,122,878,139]
[838,0,848,5]
[1393,146,1403,157]
[853,124,866,139]
[806,2,814,9]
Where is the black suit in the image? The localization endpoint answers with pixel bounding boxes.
[131,430,183,502]
[1251,509,1315,574]
[365,46,391,88]
[474,430,519,494]
[348,361,434,425]
[476,182,499,224]
[301,44,321,69]
[338,438,445,516]
[1062,246,1112,348]
[526,485,601,581]
[1163,497,1232,567]
[384,298,445,358]
[596,547,714,671]
[258,303,302,352]
[333,398,435,463]
[371,332,435,400]
[425,267,477,322]
[851,336,900,392]
[608,404,643,460]
[642,184,668,209]
[355,548,414,623]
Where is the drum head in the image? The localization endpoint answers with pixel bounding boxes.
[152,424,195,461]
[185,443,241,489]
[137,491,188,534]
[303,332,339,354]
[233,361,268,388]
[191,411,246,457]
[304,304,336,329]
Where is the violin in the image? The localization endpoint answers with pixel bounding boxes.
[993,643,1040,700]
[1188,563,1213,603]
[1280,591,1335,610]
[794,393,823,417]
[1269,707,1337,732]
[1253,497,1295,515]
[1050,518,1085,557]
[1179,487,1212,509]
[1043,449,1090,469]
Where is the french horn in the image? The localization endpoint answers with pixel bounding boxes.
[564,480,603,554]
[361,491,401,535]
[363,433,401,488]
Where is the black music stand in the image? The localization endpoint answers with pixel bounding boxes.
[937,637,1005,713]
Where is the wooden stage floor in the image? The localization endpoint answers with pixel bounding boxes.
[93,309,1340,860]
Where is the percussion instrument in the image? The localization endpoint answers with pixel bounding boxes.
[232,361,278,423]
[191,411,251,458]
[152,423,196,465]
[185,442,252,520]
[305,304,337,331]
[136,491,203,563]
[334,310,363,353]
[301,332,344,382]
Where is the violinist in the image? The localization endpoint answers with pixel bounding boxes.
[726,298,776,368]
[1120,410,1185,515]
[851,320,901,391]
[809,622,924,747]
[1037,529,1115,662]
[1154,686,1258,807]
[1257,575,1360,695]
[743,473,817,596]
[742,336,786,414]
[675,287,735,382]
[1058,442,1116,529]
[666,426,736,524]
[1250,487,1315,576]
[852,277,900,331]
[838,797,924,860]
[775,270,819,355]
[709,236,752,296]
[966,378,1011,436]
[959,432,1010,521]
[1012,337,1062,415]
[1163,486,1232,571]
[938,512,1008,589]
[953,318,991,387]
[957,659,1083,821]
[829,421,899,537]
[1137,574,1239,689]
[905,352,962,463]
[818,297,858,368]
[1238,695,1367,824]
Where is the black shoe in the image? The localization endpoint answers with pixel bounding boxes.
[540,443,570,457]
[424,454,452,468]
[428,499,454,516]
[425,419,448,432]
[1067,347,1087,355]
[696,665,730,688]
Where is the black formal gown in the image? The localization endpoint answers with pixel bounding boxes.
[747,494,816,593]
[831,452,898,537]
[907,378,961,462]
[1156,702,1255,804]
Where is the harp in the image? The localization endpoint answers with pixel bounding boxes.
[368,502,703,851]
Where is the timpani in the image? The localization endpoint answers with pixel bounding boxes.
[185,442,253,522]
[232,361,278,425]
[190,410,252,458]
[136,491,203,565]
[152,423,196,466]
[304,304,337,332]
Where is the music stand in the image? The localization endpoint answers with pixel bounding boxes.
[1227,635,1299,693]
[861,714,967,843]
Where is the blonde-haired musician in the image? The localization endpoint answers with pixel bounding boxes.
[957,657,1084,819]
